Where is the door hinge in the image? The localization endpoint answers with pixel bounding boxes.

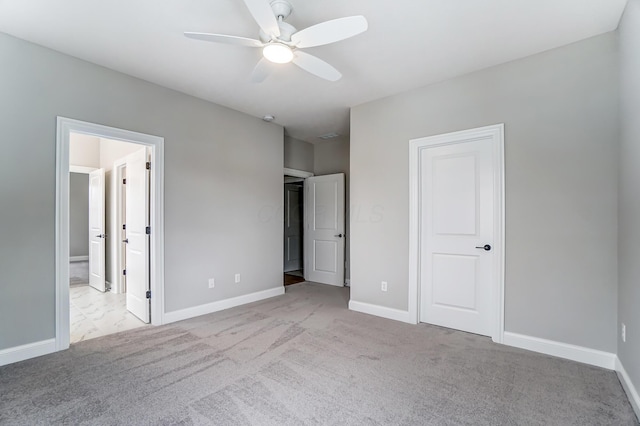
[123,178,126,184]
[123,224,126,230]
[123,269,126,276]
[146,161,151,170]
[146,226,151,235]
[146,290,151,299]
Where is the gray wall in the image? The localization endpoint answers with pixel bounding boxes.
[284,135,314,172]
[0,33,283,350]
[69,173,89,257]
[314,137,349,177]
[618,0,640,399]
[350,33,619,352]
[314,137,351,280]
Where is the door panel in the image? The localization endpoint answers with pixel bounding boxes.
[304,174,345,286]
[432,254,477,310]
[433,155,477,236]
[125,147,150,323]
[313,240,338,273]
[420,138,494,336]
[88,168,105,292]
[312,181,338,230]
[284,184,303,272]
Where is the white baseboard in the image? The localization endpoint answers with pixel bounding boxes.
[163,286,285,324]
[348,300,415,324]
[502,331,616,370]
[70,255,88,262]
[616,357,640,420]
[0,339,56,367]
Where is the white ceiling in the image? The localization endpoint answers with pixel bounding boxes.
[0,0,628,143]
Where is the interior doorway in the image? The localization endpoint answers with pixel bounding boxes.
[284,178,305,285]
[67,135,152,343]
[282,168,347,287]
[284,168,311,286]
[56,117,165,352]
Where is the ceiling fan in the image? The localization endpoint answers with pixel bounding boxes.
[184,0,368,82]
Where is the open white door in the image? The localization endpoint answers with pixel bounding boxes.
[88,168,106,292]
[304,173,345,286]
[125,147,150,323]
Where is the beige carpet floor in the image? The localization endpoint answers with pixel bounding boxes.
[0,283,637,425]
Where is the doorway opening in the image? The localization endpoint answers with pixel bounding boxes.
[56,117,165,352]
[68,136,151,343]
[284,178,304,286]
[283,168,313,286]
[282,168,347,287]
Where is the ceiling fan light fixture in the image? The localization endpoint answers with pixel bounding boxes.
[263,43,293,64]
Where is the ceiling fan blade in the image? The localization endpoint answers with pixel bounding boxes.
[251,58,274,83]
[242,0,280,38]
[291,16,368,48]
[184,32,264,47]
[292,51,342,82]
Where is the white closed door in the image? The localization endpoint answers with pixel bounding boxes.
[420,138,495,336]
[304,173,345,286]
[125,147,150,323]
[88,168,106,292]
[284,183,303,273]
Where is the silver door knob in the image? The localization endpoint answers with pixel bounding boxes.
[475,244,491,251]
[334,233,344,238]
[122,238,129,244]
[95,234,106,238]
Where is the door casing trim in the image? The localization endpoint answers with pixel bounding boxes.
[284,167,314,178]
[55,117,165,351]
[408,124,505,343]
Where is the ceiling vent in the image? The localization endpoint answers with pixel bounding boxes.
[318,132,340,140]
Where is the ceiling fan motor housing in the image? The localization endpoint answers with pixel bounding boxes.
[270,0,292,20]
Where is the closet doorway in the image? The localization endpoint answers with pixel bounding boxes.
[284,168,311,286]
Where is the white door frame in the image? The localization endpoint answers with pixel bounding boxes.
[284,167,314,179]
[70,165,98,174]
[55,117,165,351]
[408,124,505,343]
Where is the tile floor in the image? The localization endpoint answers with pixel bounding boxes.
[70,286,148,343]
[69,262,147,343]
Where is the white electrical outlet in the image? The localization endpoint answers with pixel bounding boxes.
[208,278,215,289]
[381,281,388,292]
[622,323,626,343]
[235,273,241,283]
